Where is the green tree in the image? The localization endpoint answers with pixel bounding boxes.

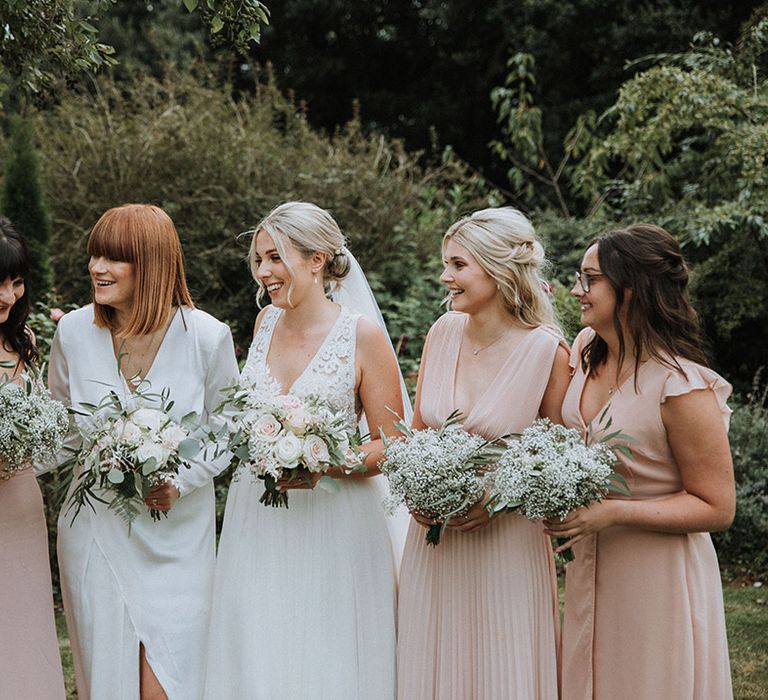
[0,0,268,101]
[491,10,768,387]
[1,116,53,301]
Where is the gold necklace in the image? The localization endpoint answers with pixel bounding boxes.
[607,364,636,396]
[468,330,509,356]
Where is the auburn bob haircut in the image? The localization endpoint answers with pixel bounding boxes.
[87,204,194,336]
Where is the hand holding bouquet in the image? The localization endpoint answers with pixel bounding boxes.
[379,411,506,545]
[0,363,68,479]
[486,416,631,560]
[65,387,204,529]
[220,385,364,508]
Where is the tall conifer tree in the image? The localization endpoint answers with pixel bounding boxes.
[2,116,53,301]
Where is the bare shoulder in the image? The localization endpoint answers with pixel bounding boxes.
[356,316,389,352]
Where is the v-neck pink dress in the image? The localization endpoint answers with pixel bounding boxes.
[397,311,563,700]
[560,328,733,699]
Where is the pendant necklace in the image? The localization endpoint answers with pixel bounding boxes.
[469,330,509,356]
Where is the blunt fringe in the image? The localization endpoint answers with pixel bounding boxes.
[87,204,194,336]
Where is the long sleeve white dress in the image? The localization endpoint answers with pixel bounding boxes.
[48,304,238,700]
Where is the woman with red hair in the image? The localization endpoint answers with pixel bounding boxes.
[49,204,238,700]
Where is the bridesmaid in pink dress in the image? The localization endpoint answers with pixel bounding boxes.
[397,208,571,700]
[546,224,734,699]
[0,218,66,699]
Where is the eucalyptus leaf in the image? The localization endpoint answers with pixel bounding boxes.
[178,438,201,460]
[107,468,125,484]
[316,475,340,493]
[141,457,158,476]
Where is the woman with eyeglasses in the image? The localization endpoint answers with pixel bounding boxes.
[0,217,66,699]
[545,224,734,699]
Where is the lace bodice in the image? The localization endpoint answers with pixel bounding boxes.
[241,305,360,434]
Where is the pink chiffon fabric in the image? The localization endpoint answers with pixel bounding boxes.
[397,312,563,700]
[560,328,733,699]
[0,468,66,699]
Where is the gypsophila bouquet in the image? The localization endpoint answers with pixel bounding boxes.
[0,364,68,479]
[379,411,506,546]
[65,387,204,529]
[486,414,631,560]
[219,384,364,507]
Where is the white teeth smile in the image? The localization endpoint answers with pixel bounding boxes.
[449,289,464,297]
[95,281,115,287]
[266,283,283,293]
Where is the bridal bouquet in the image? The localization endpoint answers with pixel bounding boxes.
[379,411,506,546]
[220,386,364,508]
[65,388,204,528]
[0,365,68,479]
[486,416,631,560]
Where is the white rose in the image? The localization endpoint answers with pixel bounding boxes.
[160,424,188,450]
[251,414,283,442]
[135,440,169,468]
[274,432,303,466]
[285,407,310,434]
[131,408,166,432]
[302,435,330,471]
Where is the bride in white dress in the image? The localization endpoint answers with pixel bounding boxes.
[204,202,407,700]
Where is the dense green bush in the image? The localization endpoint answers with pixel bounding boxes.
[31,72,493,361]
[713,375,768,578]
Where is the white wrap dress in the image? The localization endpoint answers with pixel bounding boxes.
[48,305,238,700]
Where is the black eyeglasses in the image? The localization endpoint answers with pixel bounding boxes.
[574,270,605,292]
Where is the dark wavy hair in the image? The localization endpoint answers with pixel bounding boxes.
[0,217,37,365]
[580,223,708,380]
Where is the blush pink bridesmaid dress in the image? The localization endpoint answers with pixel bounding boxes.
[397,311,564,700]
[560,328,733,699]
[0,468,66,700]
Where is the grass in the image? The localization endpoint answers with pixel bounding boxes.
[55,583,767,699]
[726,585,768,699]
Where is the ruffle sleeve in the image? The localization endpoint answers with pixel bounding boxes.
[568,327,595,372]
[660,360,732,428]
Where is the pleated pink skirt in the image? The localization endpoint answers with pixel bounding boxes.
[397,512,560,700]
[0,469,65,700]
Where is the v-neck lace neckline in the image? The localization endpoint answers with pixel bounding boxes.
[263,306,345,396]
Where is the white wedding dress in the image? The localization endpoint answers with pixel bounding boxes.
[204,305,397,700]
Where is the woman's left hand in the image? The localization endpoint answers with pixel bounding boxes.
[446,496,495,534]
[543,500,618,553]
[145,481,181,513]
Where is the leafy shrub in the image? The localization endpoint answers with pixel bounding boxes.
[713,373,768,578]
[32,72,492,361]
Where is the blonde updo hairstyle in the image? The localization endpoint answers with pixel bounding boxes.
[249,201,351,307]
[443,207,559,330]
